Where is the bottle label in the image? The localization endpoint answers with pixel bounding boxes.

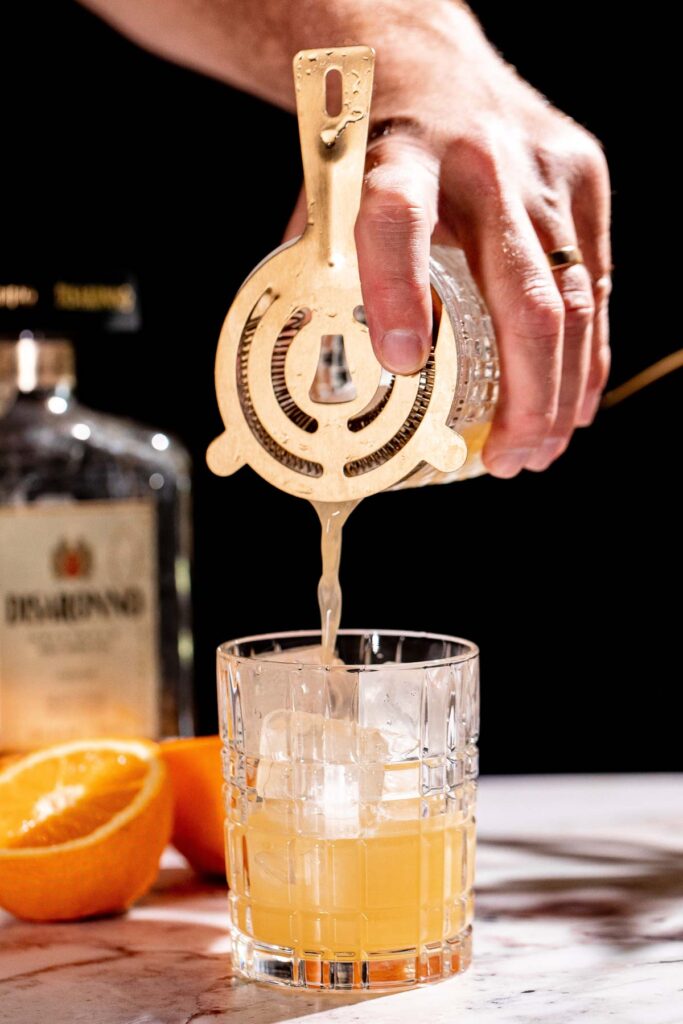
[0,499,159,749]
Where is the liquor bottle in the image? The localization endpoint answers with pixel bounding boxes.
[0,334,193,750]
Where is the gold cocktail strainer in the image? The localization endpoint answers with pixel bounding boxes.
[207,46,471,501]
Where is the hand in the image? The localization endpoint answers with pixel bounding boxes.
[285,3,612,477]
[80,0,611,478]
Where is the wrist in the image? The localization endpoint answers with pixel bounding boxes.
[256,0,491,112]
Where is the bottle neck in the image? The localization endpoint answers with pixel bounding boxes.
[0,336,76,416]
[18,380,75,403]
[0,335,76,399]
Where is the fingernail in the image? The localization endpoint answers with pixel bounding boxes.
[486,449,532,478]
[379,329,427,374]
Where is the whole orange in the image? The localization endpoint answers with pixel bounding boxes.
[161,736,226,877]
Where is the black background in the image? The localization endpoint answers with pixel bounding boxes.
[2,2,679,772]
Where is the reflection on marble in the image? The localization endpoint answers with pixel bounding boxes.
[1,775,681,1024]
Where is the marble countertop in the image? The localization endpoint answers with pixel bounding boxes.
[1,774,681,1024]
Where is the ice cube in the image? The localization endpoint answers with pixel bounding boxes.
[259,709,389,763]
[359,667,421,760]
[256,710,391,831]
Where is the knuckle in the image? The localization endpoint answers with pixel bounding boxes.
[528,185,565,227]
[500,408,556,447]
[539,124,609,194]
[533,144,568,184]
[360,171,427,229]
[575,132,610,188]
[513,280,564,344]
[592,269,613,303]
[582,131,609,168]
[561,288,594,329]
[373,275,428,301]
[444,131,504,195]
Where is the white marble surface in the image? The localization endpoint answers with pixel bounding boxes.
[1,775,681,1024]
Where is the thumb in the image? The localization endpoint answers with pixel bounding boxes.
[355,138,439,375]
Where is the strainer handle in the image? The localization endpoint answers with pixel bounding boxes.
[293,46,375,263]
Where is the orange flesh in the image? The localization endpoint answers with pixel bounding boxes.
[0,749,148,849]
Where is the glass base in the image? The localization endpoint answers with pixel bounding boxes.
[231,926,472,992]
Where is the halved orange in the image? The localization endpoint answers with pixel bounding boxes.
[161,736,225,877]
[0,738,172,921]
